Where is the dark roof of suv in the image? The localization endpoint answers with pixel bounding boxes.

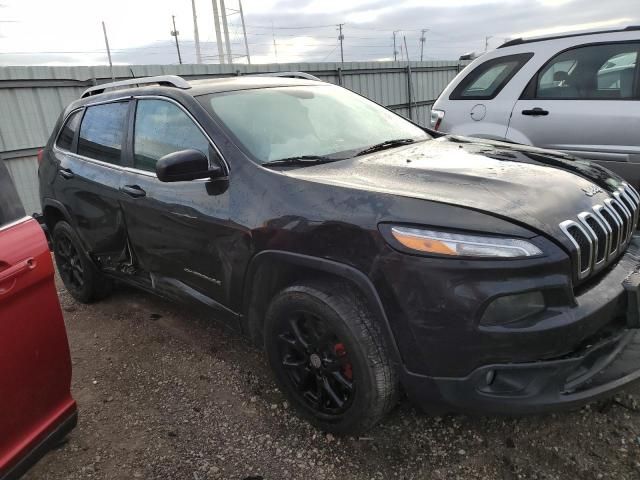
[186,76,324,96]
[75,76,325,108]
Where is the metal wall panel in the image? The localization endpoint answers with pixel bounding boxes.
[0,61,464,213]
[4,155,39,214]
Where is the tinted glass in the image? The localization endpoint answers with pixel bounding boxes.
[0,160,26,226]
[133,99,211,171]
[537,43,639,99]
[56,110,81,151]
[77,102,128,164]
[200,85,428,164]
[452,53,533,100]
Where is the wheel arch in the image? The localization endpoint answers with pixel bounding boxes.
[241,250,403,367]
[41,198,73,233]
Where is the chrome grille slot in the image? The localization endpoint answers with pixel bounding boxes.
[609,197,630,244]
[560,220,593,278]
[579,212,607,264]
[560,185,639,281]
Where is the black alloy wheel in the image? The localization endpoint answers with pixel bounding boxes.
[264,282,398,434]
[277,311,355,415]
[54,229,85,291]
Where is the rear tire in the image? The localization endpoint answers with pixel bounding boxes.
[52,221,112,303]
[264,281,398,434]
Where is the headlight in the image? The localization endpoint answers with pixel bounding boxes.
[388,226,543,258]
[430,109,445,130]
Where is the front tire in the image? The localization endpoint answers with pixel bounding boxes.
[264,281,398,434]
[52,221,112,303]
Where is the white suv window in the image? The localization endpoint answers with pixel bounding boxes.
[535,43,639,100]
[450,53,533,100]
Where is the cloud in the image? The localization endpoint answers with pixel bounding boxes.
[0,0,637,65]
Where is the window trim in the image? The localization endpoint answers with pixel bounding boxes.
[54,108,84,153]
[449,53,534,101]
[77,99,130,167]
[129,96,228,176]
[520,40,640,101]
[53,95,228,179]
[0,215,31,233]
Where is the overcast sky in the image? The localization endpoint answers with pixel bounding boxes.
[0,0,637,66]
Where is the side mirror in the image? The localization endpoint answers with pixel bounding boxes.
[156,149,224,182]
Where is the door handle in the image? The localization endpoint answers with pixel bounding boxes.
[0,257,36,286]
[59,168,74,179]
[121,185,147,198]
[522,108,549,117]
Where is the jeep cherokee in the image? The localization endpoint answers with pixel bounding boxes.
[39,74,640,433]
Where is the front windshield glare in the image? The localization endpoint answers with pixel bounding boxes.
[199,85,429,164]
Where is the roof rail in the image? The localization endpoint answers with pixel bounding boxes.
[498,25,640,49]
[81,75,191,98]
[251,71,322,82]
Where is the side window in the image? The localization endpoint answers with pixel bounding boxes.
[133,99,211,172]
[0,160,26,226]
[56,110,82,151]
[451,53,533,100]
[536,43,639,100]
[77,102,129,165]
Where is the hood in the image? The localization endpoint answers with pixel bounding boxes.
[286,135,626,242]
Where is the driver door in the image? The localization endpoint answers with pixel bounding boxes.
[119,98,239,313]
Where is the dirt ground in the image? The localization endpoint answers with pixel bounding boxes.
[25,275,640,480]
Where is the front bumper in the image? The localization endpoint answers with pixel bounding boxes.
[383,234,640,414]
[402,327,640,415]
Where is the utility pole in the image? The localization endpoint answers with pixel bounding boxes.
[420,29,428,61]
[337,23,344,64]
[219,0,233,64]
[170,15,183,64]
[101,21,114,81]
[211,0,225,63]
[238,0,251,64]
[392,30,399,61]
[272,21,278,63]
[484,35,492,52]
[190,0,202,63]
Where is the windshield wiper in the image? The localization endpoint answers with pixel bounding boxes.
[355,138,416,157]
[262,155,339,167]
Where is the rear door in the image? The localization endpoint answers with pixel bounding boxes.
[0,163,76,477]
[52,101,130,269]
[507,42,640,186]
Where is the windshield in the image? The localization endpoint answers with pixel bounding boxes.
[198,85,429,164]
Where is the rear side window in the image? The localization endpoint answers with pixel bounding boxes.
[56,110,82,151]
[0,160,26,226]
[133,99,211,172]
[534,43,639,100]
[77,102,129,165]
[451,53,534,100]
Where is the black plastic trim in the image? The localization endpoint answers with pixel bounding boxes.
[1,409,77,480]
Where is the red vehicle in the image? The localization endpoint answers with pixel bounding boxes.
[0,160,76,480]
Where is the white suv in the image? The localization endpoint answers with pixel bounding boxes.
[431,26,640,186]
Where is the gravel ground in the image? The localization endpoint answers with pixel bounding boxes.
[25,274,640,480]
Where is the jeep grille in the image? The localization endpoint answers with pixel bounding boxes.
[559,183,640,280]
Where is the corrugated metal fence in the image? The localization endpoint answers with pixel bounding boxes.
[0,61,464,214]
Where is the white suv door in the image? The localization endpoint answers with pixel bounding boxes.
[506,42,640,186]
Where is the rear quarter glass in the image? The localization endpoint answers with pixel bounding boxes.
[0,160,26,226]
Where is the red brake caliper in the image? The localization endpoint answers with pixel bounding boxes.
[334,343,353,381]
